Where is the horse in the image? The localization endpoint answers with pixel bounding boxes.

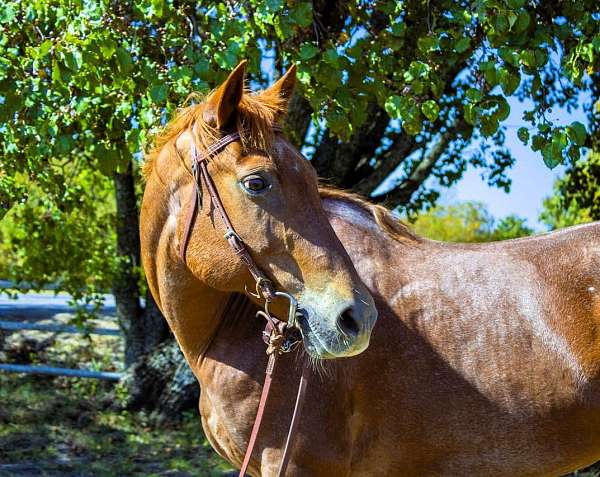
[140,61,600,476]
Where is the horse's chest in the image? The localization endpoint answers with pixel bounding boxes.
[198,379,258,469]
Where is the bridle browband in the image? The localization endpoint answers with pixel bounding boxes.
[177,123,308,477]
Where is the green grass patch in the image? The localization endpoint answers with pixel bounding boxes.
[0,373,232,476]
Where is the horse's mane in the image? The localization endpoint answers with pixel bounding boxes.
[142,89,417,244]
[318,186,419,243]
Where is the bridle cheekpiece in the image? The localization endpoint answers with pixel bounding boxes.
[177,123,308,477]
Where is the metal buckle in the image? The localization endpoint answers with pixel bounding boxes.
[223,230,242,243]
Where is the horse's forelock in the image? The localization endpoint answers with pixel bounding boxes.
[142,88,287,181]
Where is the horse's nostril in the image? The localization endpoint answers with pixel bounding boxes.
[338,307,360,338]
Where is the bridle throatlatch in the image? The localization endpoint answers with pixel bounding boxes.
[178,124,308,477]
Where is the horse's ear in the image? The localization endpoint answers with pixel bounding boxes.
[203,60,247,129]
[265,64,296,112]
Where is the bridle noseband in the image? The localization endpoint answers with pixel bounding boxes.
[178,124,308,477]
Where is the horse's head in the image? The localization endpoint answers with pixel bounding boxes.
[171,61,377,359]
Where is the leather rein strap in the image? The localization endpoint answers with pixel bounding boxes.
[178,124,308,477]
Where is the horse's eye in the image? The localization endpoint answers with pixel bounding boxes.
[241,175,269,193]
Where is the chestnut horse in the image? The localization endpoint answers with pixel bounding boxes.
[141,62,600,476]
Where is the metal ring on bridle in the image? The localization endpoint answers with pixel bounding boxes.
[265,291,299,329]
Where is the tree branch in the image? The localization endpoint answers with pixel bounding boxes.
[312,102,390,187]
[373,119,466,206]
[354,132,417,195]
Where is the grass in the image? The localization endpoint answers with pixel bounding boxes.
[0,373,233,476]
[0,318,233,476]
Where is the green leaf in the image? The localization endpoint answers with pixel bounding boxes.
[51,60,62,83]
[63,49,82,72]
[384,95,403,119]
[115,47,133,73]
[494,97,511,121]
[541,140,563,169]
[515,11,530,32]
[38,40,53,57]
[297,69,311,85]
[323,49,340,68]
[517,127,529,144]
[484,67,498,87]
[531,134,545,151]
[498,68,521,95]
[464,103,478,125]
[266,0,284,10]
[151,0,164,18]
[455,37,470,53]
[466,88,483,103]
[481,117,499,137]
[417,36,438,53]
[567,121,587,146]
[390,22,405,37]
[99,38,116,60]
[299,44,319,60]
[505,0,525,7]
[289,3,313,27]
[566,145,580,161]
[150,84,167,103]
[495,14,508,33]
[499,47,519,67]
[215,49,238,69]
[404,61,430,82]
[520,50,536,68]
[0,4,16,23]
[507,11,518,30]
[421,100,440,122]
[193,58,210,77]
[534,49,548,67]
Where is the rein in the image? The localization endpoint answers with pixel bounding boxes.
[179,124,308,477]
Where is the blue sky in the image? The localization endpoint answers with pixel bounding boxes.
[440,93,590,231]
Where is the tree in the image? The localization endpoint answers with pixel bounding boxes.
[0,168,116,318]
[490,215,533,240]
[410,201,532,242]
[539,151,599,230]
[410,201,494,242]
[1,0,597,411]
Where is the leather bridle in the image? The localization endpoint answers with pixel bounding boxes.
[179,124,309,477]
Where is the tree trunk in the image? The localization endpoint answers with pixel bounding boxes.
[120,338,199,424]
[113,160,169,367]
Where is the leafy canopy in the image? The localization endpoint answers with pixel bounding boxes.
[539,151,599,229]
[1,0,598,214]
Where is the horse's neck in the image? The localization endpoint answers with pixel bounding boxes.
[141,172,234,372]
[322,197,404,294]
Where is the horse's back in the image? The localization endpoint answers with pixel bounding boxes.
[356,221,600,476]
[497,221,600,381]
